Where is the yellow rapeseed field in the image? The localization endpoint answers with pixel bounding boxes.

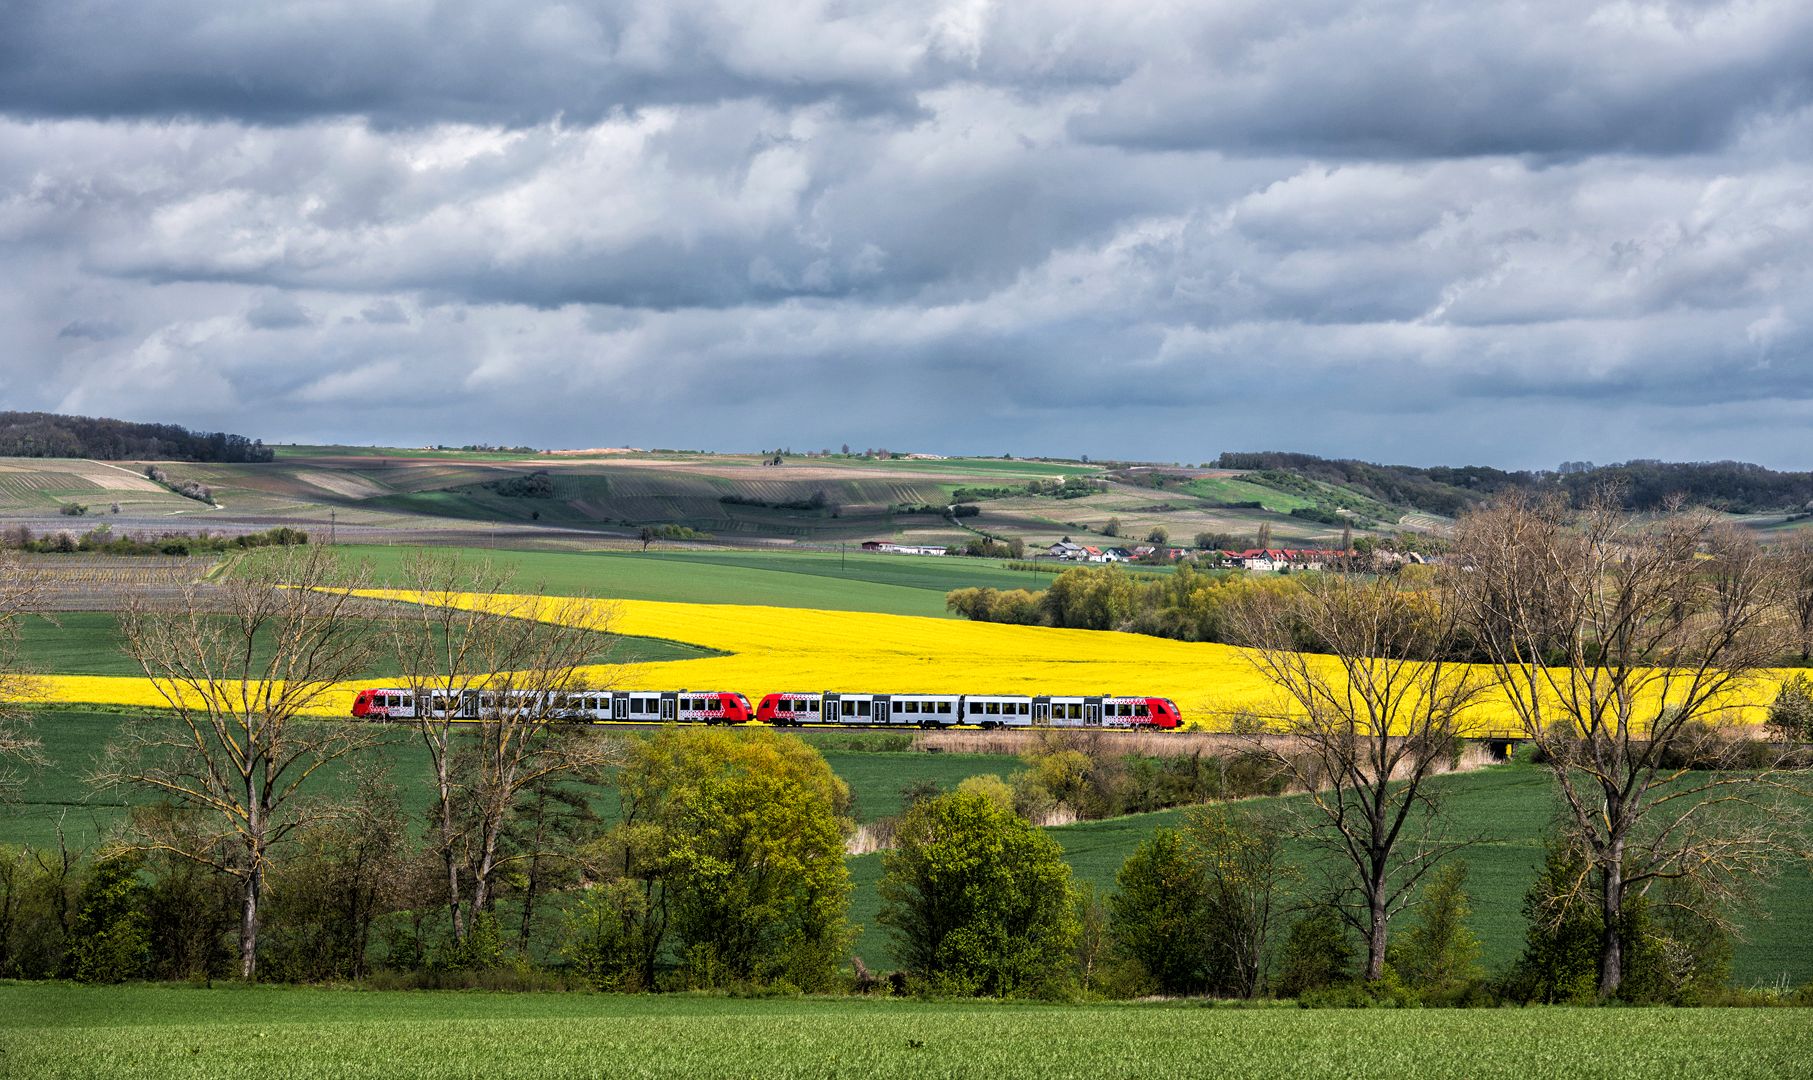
[27,590,1783,733]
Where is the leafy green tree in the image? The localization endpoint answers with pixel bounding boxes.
[67,853,151,983]
[1146,526,1169,546]
[599,728,853,990]
[503,757,608,951]
[1388,861,1482,993]
[1188,808,1287,997]
[1274,902,1354,998]
[1102,517,1122,538]
[1109,829,1214,994]
[879,790,1079,996]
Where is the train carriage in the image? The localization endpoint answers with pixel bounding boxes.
[351,688,754,724]
[757,691,1181,730]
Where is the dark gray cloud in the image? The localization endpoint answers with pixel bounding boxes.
[1,2,1811,469]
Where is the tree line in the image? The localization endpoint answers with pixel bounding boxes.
[0,500,1811,1001]
[2,525,309,556]
[1217,450,1813,515]
[0,412,274,463]
[950,527,1813,669]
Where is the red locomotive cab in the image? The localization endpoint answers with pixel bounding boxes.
[720,692,754,724]
[755,693,785,724]
[1146,697,1182,729]
[351,689,378,719]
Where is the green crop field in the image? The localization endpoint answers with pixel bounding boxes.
[1,985,1807,1080]
[1181,475,1319,513]
[330,544,1057,617]
[9,612,713,679]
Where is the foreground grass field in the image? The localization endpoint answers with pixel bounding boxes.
[1,985,1807,1080]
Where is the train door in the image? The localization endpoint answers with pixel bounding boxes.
[1085,697,1102,726]
[872,694,891,725]
[612,694,629,721]
[660,693,677,722]
[1032,697,1051,726]
[822,693,841,724]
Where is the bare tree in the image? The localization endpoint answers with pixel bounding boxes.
[1776,529,1813,663]
[1450,495,1801,998]
[1227,572,1486,981]
[99,544,383,979]
[385,553,620,949]
[0,553,45,804]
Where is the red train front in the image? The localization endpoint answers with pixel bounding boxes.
[1142,697,1183,729]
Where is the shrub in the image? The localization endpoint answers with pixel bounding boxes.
[1768,673,1813,741]
[1274,902,1354,998]
[1388,861,1482,994]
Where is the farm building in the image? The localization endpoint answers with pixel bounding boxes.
[862,541,948,556]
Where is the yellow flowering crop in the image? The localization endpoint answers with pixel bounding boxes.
[26,590,1785,734]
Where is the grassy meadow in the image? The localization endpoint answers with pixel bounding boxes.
[2,984,1808,1080]
[330,543,1059,617]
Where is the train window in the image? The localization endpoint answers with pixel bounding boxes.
[1135,704,1149,716]
[1020,702,1030,714]
[938,701,952,714]
[856,700,871,716]
[841,699,855,717]
[1068,703,1082,719]
[986,702,1000,715]
[904,701,919,714]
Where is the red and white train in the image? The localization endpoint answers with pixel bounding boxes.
[756,692,1180,729]
[350,687,1181,729]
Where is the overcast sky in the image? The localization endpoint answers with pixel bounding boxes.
[3,1,1810,468]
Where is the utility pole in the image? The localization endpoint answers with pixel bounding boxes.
[841,542,846,572]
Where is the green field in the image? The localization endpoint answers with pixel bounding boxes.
[1181,475,1320,513]
[10,612,714,678]
[1,985,1807,1080]
[6,710,1019,850]
[332,544,1057,617]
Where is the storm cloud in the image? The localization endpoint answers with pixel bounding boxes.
[3,0,1810,467]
